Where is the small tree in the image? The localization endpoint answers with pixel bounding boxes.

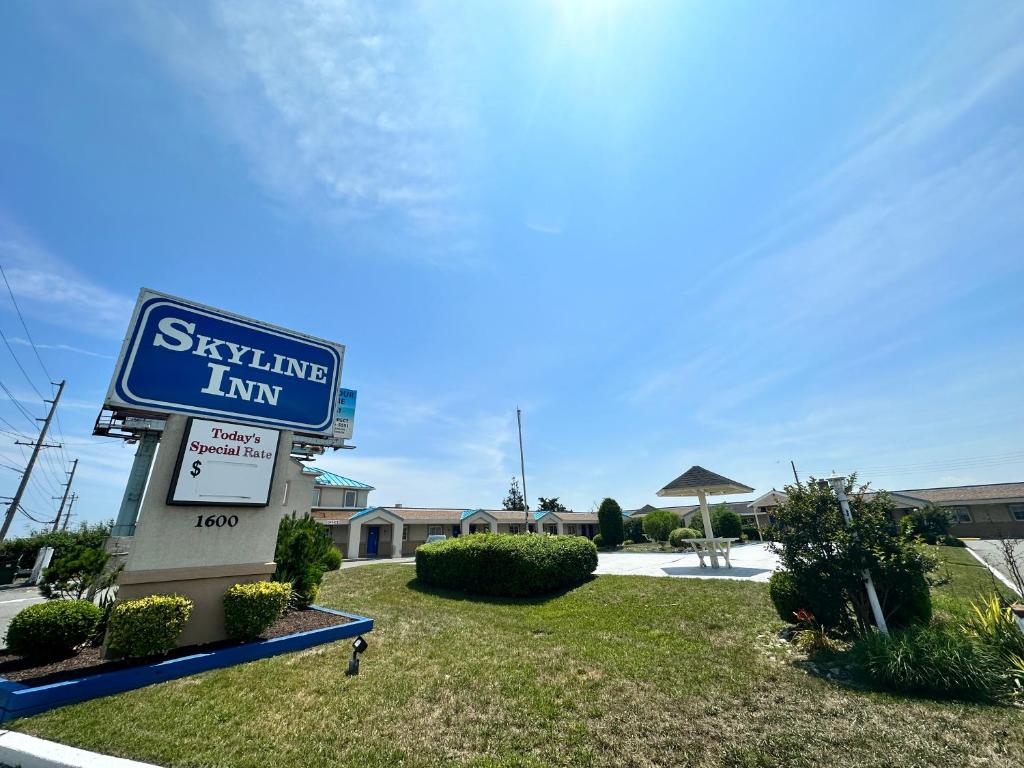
[690,503,742,538]
[273,514,333,607]
[597,498,625,548]
[623,516,645,542]
[537,497,569,514]
[643,509,680,542]
[502,477,526,511]
[898,505,953,544]
[770,476,937,632]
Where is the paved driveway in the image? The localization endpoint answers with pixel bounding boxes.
[0,584,46,648]
[596,542,780,582]
[965,539,1023,596]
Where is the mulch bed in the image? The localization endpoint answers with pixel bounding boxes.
[0,608,352,688]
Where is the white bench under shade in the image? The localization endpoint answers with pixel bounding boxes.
[683,537,738,568]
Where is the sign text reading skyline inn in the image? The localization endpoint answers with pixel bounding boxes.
[106,290,345,434]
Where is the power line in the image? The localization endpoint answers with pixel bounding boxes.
[0,379,40,428]
[0,263,53,381]
[0,325,46,401]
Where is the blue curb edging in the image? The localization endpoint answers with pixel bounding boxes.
[0,606,373,723]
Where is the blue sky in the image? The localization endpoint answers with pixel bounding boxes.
[2,1,1023,535]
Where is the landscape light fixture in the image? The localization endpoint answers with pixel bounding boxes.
[346,635,369,676]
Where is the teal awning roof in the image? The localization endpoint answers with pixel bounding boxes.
[302,467,375,490]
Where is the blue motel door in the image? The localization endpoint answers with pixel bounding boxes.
[367,526,380,557]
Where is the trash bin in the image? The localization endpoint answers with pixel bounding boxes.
[0,563,17,585]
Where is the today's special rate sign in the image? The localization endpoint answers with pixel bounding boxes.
[168,418,279,506]
[106,289,345,434]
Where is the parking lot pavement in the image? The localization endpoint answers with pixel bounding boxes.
[0,584,46,648]
[595,542,780,582]
[965,539,1023,596]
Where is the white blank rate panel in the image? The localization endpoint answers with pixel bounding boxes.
[168,418,279,506]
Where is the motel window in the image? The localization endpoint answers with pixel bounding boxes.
[950,506,972,523]
[1010,503,1024,521]
[402,527,408,541]
[311,487,321,507]
[565,524,578,535]
[508,524,521,534]
[428,525,443,536]
[344,490,357,508]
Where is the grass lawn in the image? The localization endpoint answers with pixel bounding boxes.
[10,552,1024,768]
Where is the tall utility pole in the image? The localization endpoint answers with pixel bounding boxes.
[52,458,78,532]
[516,407,529,530]
[61,492,77,531]
[1,379,64,541]
[790,460,800,485]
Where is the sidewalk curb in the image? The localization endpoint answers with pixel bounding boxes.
[965,547,1021,597]
[0,730,161,768]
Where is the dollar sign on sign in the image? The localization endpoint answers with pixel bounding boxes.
[190,460,202,478]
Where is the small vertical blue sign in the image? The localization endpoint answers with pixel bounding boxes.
[333,388,357,439]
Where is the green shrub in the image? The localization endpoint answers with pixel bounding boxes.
[668,527,699,548]
[5,600,102,659]
[40,545,109,600]
[623,517,645,542]
[642,510,680,542]
[322,547,343,571]
[770,477,936,632]
[898,505,953,544]
[223,581,291,640]
[768,571,803,622]
[107,594,192,659]
[852,624,1005,700]
[416,533,597,597]
[622,539,634,546]
[942,535,966,547]
[690,503,742,538]
[592,533,605,548]
[741,525,760,541]
[597,498,624,548]
[0,520,112,571]
[274,514,333,607]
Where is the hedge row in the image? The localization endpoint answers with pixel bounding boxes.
[415,533,597,596]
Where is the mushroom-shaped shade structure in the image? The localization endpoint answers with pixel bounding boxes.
[656,465,753,543]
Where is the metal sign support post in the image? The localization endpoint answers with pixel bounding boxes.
[112,431,160,537]
[826,476,889,635]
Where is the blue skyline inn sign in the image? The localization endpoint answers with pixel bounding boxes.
[105,289,345,434]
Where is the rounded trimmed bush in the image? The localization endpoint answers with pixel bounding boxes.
[416,533,597,597]
[592,533,605,548]
[322,547,343,571]
[668,527,699,548]
[107,594,192,659]
[741,525,760,541]
[224,581,291,640]
[6,599,101,659]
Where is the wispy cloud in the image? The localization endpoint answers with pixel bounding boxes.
[316,408,516,508]
[131,0,475,249]
[631,8,1024,404]
[8,337,114,360]
[0,223,134,338]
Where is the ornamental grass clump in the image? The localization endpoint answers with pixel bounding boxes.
[852,623,1006,701]
[106,594,192,659]
[416,533,597,597]
[223,581,291,640]
[5,599,102,660]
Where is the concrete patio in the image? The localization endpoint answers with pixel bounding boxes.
[595,542,780,582]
